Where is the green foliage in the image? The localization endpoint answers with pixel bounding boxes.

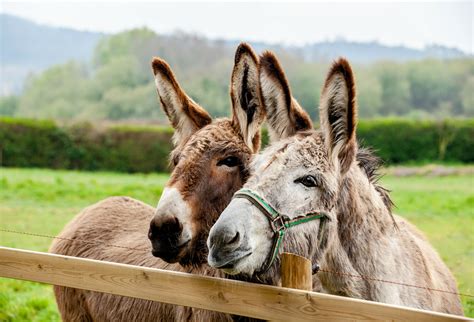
[461,76,474,117]
[4,27,473,121]
[443,119,474,163]
[0,117,75,168]
[0,117,173,172]
[93,28,157,69]
[0,96,19,116]
[0,118,473,173]
[357,119,474,164]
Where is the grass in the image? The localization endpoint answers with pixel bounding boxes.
[0,167,473,320]
[0,168,168,321]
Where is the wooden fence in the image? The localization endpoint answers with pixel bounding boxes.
[0,246,470,321]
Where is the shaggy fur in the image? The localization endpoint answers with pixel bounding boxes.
[51,197,234,321]
[50,44,265,321]
[208,55,464,315]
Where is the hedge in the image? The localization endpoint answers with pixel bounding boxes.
[0,118,173,173]
[0,117,472,173]
[357,119,474,164]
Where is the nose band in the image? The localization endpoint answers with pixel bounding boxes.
[233,188,328,273]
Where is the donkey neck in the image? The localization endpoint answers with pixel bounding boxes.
[337,166,395,242]
[319,166,396,298]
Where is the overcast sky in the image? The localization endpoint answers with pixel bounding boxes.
[2,0,473,54]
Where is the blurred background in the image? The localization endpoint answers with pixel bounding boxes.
[0,1,473,320]
[1,1,473,121]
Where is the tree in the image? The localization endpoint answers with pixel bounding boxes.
[461,76,474,117]
[375,62,410,116]
[0,96,19,116]
[17,62,92,119]
[356,68,382,118]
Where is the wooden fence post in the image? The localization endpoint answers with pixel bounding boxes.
[268,253,313,321]
[281,252,312,291]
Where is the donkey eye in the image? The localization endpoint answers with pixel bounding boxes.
[217,156,241,167]
[296,175,318,188]
[172,153,181,166]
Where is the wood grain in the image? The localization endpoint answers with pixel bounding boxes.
[0,247,469,321]
[281,253,312,291]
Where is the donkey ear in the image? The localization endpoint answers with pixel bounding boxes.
[152,57,212,146]
[319,57,358,173]
[259,51,312,143]
[230,43,265,152]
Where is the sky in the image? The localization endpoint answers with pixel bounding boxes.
[1,0,473,54]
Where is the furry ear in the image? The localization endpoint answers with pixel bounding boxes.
[259,51,312,143]
[230,43,265,152]
[152,57,212,146]
[319,57,358,173]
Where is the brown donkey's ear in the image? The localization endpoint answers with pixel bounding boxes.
[230,43,265,152]
[259,51,312,143]
[152,58,212,146]
[319,57,358,173]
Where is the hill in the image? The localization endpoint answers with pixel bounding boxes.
[1,13,469,95]
[1,14,104,94]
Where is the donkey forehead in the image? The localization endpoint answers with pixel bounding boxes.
[252,131,330,174]
[173,119,251,166]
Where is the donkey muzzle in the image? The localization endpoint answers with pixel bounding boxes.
[148,215,189,263]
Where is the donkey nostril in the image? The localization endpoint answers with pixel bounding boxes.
[148,220,159,240]
[161,216,182,234]
[148,216,182,240]
[227,231,240,245]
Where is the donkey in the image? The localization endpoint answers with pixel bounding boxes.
[207,52,464,315]
[50,43,266,321]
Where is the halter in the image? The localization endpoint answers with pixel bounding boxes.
[233,188,328,273]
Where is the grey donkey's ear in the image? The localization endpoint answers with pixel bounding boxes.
[319,57,358,173]
[230,43,266,152]
[152,57,212,146]
[259,51,312,143]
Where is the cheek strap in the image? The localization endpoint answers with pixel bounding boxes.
[233,188,328,273]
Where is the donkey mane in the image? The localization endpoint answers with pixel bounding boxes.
[355,145,394,214]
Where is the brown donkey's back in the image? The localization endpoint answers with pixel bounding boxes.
[51,197,231,321]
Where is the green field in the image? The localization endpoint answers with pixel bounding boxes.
[0,167,473,320]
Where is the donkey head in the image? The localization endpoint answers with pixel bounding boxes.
[208,53,360,277]
[148,44,265,266]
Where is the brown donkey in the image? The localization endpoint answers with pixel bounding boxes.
[50,43,266,321]
[208,52,464,315]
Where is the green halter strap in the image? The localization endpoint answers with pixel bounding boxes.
[233,188,328,273]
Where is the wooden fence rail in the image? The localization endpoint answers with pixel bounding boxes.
[0,246,469,321]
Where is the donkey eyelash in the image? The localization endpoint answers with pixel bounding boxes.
[295,175,322,188]
[172,153,181,166]
[217,156,241,167]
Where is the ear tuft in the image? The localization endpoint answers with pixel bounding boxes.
[259,51,312,142]
[320,57,358,173]
[152,57,172,78]
[234,42,257,65]
[231,43,265,152]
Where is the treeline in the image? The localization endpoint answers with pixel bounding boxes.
[0,28,473,121]
[1,117,472,173]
